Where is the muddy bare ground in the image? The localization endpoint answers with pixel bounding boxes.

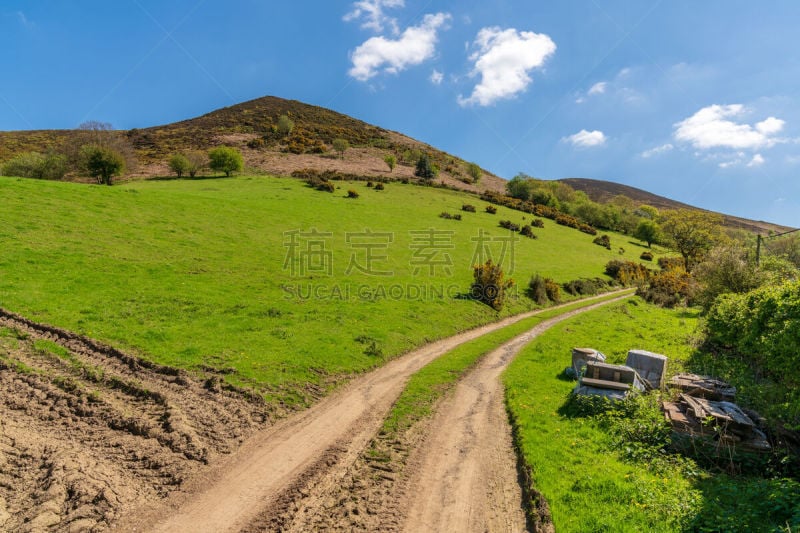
[0,308,271,532]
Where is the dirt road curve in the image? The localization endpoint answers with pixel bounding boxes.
[402,296,630,532]
[124,291,630,532]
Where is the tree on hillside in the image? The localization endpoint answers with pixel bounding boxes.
[506,174,534,200]
[384,154,396,172]
[208,146,243,177]
[168,153,190,178]
[660,209,724,270]
[634,219,661,248]
[67,121,137,175]
[2,151,67,180]
[637,204,659,220]
[186,151,207,178]
[80,144,125,185]
[693,245,763,310]
[466,162,482,183]
[277,114,294,136]
[414,153,436,180]
[332,138,349,159]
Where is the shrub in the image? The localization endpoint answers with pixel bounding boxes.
[384,154,396,172]
[277,114,294,136]
[593,234,611,249]
[208,146,243,177]
[414,153,436,180]
[3,151,68,180]
[332,138,349,159]
[640,251,654,261]
[519,225,537,239]
[466,162,482,183]
[531,218,544,228]
[318,181,335,193]
[462,204,476,213]
[247,137,265,149]
[374,182,384,191]
[527,274,548,304]
[168,153,190,178]
[186,151,207,178]
[544,278,561,302]
[499,220,520,232]
[658,256,684,272]
[605,260,652,285]
[471,259,514,311]
[636,266,695,308]
[562,278,608,296]
[485,205,497,214]
[347,189,359,198]
[80,144,125,185]
[366,181,374,188]
[439,212,461,220]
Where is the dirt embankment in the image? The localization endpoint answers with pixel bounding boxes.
[0,308,271,532]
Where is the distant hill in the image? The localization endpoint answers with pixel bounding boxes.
[559,177,794,234]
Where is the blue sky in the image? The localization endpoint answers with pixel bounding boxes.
[3,1,800,227]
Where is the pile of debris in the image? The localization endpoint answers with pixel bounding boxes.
[663,373,770,451]
[568,349,770,451]
[571,348,666,401]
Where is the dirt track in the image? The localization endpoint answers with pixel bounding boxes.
[122,292,630,532]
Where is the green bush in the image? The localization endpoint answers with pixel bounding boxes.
[485,205,497,214]
[168,153,190,178]
[531,218,544,228]
[605,260,652,285]
[80,144,125,185]
[347,189,359,198]
[636,267,695,308]
[461,204,476,213]
[439,212,461,220]
[640,251,654,261]
[374,182,385,191]
[208,146,243,177]
[519,225,536,239]
[499,220,520,232]
[593,234,611,249]
[471,259,514,311]
[414,153,436,180]
[3,151,68,180]
[527,274,548,305]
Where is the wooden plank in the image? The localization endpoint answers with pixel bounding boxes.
[580,377,631,391]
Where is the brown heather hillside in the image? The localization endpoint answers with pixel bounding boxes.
[559,177,795,234]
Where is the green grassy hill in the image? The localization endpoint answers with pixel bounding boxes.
[0,175,660,405]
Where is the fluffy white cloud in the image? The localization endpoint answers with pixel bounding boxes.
[348,13,451,82]
[641,143,674,158]
[430,69,443,85]
[458,27,556,107]
[748,153,765,167]
[588,81,607,95]
[344,0,404,33]
[564,129,606,148]
[674,104,785,150]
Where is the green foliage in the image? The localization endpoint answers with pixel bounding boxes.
[485,205,497,214]
[499,219,520,232]
[519,225,537,239]
[438,211,461,220]
[640,251,653,261]
[466,162,481,183]
[562,277,611,296]
[2,151,67,180]
[374,182,384,191]
[277,114,295,136]
[660,209,724,270]
[693,245,764,310]
[461,204,476,213]
[168,153,190,178]
[506,174,534,200]
[346,188,359,198]
[80,144,125,185]
[527,274,548,304]
[332,138,349,159]
[185,151,207,178]
[634,219,662,248]
[637,266,695,308]
[414,153,436,180]
[384,154,396,172]
[208,146,243,177]
[605,260,652,285]
[593,234,611,249]
[471,259,514,311]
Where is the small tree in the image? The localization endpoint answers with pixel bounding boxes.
[384,154,396,172]
[168,153,190,178]
[186,151,207,178]
[332,138,349,159]
[660,209,724,271]
[506,174,534,200]
[80,144,125,185]
[2,151,67,180]
[414,153,436,180]
[277,114,294,136]
[466,162,482,183]
[471,259,514,311]
[634,219,661,248]
[208,146,243,177]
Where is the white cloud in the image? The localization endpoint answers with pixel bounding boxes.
[564,129,607,148]
[344,0,404,34]
[348,13,451,82]
[641,143,674,158]
[574,96,586,104]
[588,81,607,95]
[674,104,785,150]
[458,27,556,107]
[430,69,444,85]
[747,153,765,167]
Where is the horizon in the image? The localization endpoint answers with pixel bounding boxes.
[2,1,800,226]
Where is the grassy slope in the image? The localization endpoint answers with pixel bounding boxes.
[0,175,659,405]
[504,299,701,532]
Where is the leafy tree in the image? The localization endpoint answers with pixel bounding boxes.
[637,204,659,220]
[277,114,294,136]
[2,151,67,180]
[660,209,724,270]
[168,153,190,178]
[466,162,482,183]
[80,144,125,185]
[414,153,436,180]
[471,259,514,311]
[67,121,137,174]
[332,138,349,159]
[208,146,243,177]
[506,174,534,200]
[693,245,763,310]
[384,154,396,172]
[186,151,207,178]
[634,219,662,248]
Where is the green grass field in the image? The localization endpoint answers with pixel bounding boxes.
[0,175,660,404]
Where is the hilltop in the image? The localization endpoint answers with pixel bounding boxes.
[559,177,795,234]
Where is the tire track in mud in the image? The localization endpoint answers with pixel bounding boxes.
[123,291,632,533]
[0,308,271,532]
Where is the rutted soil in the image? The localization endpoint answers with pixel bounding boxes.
[0,308,271,532]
